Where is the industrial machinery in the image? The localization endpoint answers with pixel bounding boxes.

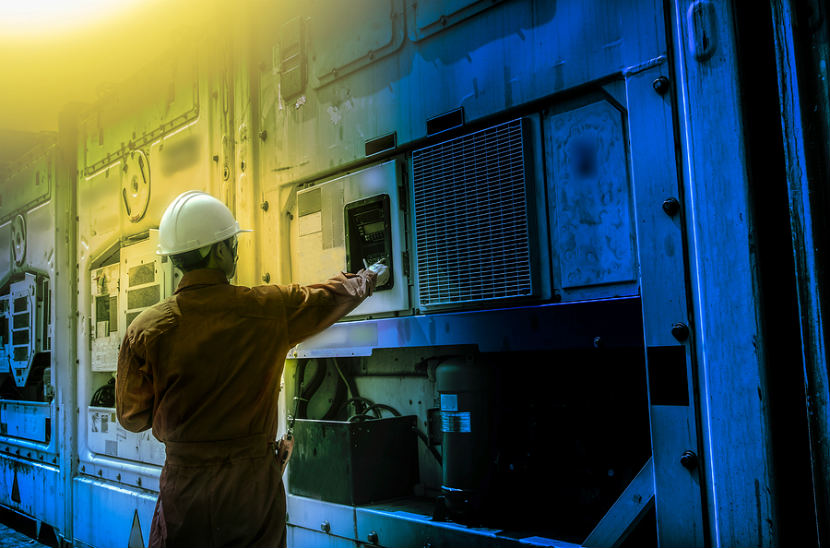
[1,1,829,547]
[0,136,64,538]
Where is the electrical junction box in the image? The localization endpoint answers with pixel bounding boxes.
[289,416,419,505]
[293,160,408,317]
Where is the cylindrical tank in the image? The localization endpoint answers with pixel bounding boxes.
[435,356,490,521]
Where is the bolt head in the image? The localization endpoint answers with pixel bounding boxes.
[652,76,670,95]
[671,322,690,341]
[662,197,681,217]
[680,450,699,470]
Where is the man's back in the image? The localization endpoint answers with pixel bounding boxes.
[115,267,375,547]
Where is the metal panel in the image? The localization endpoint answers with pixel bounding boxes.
[287,495,357,541]
[308,0,404,88]
[0,142,54,225]
[25,201,55,274]
[412,119,535,308]
[669,1,777,545]
[292,160,409,316]
[0,457,62,532]
[80,55,199,176]
[0,222,9,285]
[86,407,164,465]
[407,0,506,42]
[625,61,705,545]
[291,297,643,357]
[546,99,638,299]
[287,526,358,548]
[72,476,155,548]
[262,0,663,187]
[0,401,50,444]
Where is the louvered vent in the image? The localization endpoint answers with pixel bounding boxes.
[412,118,534,307]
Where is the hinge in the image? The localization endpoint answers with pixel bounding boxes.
[402,251,410,278]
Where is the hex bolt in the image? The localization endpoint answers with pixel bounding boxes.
[680,450,699,470]
[662,197,681,217]
[320,521,330,533]
[368,531,379,545]
[262,273,271,283]
[258,130,268,142]
[652,76,670,95]
[671,322,690,341]
[261,201,270,212]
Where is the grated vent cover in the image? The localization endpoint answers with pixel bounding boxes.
[412,118,534,307]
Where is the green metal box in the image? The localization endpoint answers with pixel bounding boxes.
[289,416,419,505]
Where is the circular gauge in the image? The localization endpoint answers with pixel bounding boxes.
[11,214,26,267]
[121,149,151,223]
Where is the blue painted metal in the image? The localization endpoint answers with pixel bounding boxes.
[669,1,777,545]
[72,477,155,548]
[287,494,583,548]
[292,297,643,357]
[770,0,830,541]
[625,58,706,545]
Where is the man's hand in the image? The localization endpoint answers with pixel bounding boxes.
[277,433,294,476]
[363,258,390,287]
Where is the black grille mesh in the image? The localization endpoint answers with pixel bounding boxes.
[412,118,533,307]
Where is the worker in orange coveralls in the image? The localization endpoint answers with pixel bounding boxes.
[115,190,389,547]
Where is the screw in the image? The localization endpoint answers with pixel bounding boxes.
[261,201,270,212]
[671,322,690,341]
[223,165,230,181]
[368,531,379,545]
[240,160,246,172]
[652,76,670,95]
[212,155,219,162]
[680,450,699,470]
[262,273,271,283]
[258,130,268,142]
[593,336,603,349]
[320,521,330,533]
[662,197,681,217]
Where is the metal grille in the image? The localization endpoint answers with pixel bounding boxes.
[412,118,533,307]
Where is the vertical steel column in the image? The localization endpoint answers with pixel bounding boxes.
[625,60,706,547]
[669,1,778,545]
[55,104,81,544]
[770,0,830,543]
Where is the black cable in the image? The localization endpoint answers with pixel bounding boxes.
[365,403,401,417]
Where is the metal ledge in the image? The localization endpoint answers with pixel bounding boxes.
[291,296,643,357]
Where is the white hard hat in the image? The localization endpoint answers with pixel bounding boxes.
[157,191,251,256]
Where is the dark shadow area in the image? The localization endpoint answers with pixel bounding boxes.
[734,1,819,545]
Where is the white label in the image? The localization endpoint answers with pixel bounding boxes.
[440,393,458,411]
[441,411,471,433]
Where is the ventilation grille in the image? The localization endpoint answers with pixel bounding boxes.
[412,118,534,307]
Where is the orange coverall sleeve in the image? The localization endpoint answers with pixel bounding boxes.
[284,270,377,347]
[115,332,155,432]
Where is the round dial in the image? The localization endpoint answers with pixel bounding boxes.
[11,214,26,267]
[121,149,151,223]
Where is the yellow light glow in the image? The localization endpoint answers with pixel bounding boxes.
[0,0,149,36]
